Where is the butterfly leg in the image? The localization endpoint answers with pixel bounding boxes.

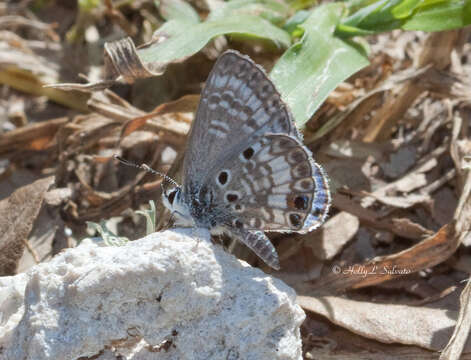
[235,230,280,270]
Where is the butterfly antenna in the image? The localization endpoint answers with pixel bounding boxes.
[113,155,179,187]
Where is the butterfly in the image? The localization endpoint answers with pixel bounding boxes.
[162,50,330,270]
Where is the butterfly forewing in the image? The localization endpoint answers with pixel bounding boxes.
[183,51,299,196]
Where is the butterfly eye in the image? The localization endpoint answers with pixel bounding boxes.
[167,189,178,205]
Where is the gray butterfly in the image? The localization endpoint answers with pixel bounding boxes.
[162,50,331,270]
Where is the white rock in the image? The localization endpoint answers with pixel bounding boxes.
[0,229,305,360]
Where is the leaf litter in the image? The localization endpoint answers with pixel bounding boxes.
[0,1,470,359]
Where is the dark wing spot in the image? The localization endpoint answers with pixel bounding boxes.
[226,193,239,202]
[235,204,242,211]
[218,171,228,185]
[294,195,309,210]
[243,147,254,160]
[289,213,302,227]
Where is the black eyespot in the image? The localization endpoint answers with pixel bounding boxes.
[294,195,309,210]
[218,171,228,185]
[243,147,254,160]
[226,193,238,202]
[289,213,302,227]
[167,189,177,205]
[235,204,242,211]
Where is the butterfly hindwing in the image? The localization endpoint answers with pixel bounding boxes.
[209,134,330,233]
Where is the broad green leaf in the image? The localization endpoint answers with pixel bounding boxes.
[209,0,291,25]
[402,0,471,31]
[341,0,411,34]
[287,0,318,12]
[337,0,471,36]
[138,14,291,65]
[283,10,311,35]
[155,0,200,24]
[270,3,369,127]
[391,0,423,18]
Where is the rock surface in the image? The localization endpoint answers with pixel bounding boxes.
[0,229,305,360]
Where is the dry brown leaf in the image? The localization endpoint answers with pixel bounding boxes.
[311,222,459,294]
[0,117,67,156]
[363,30,460,142]
[297,295,467,352]
[333,193,432,240]
[303,212,359,261]
[120,94,198,138]
[0,176,54,275]
[367,192,430,209]
[0,31,89,111]
[46,37,165,91]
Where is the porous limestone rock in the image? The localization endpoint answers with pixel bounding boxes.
[0,229,305,360]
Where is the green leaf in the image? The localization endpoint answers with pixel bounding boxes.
[402,0,471,31]
[138,14,291,65]
[337,0,471,36]
[209,0,291,25]
[287,0,319,12]
[270,3,369,127]
[283,10,311,35]
[156,0,200,24]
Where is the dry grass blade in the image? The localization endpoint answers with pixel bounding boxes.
[0,117,68,156]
